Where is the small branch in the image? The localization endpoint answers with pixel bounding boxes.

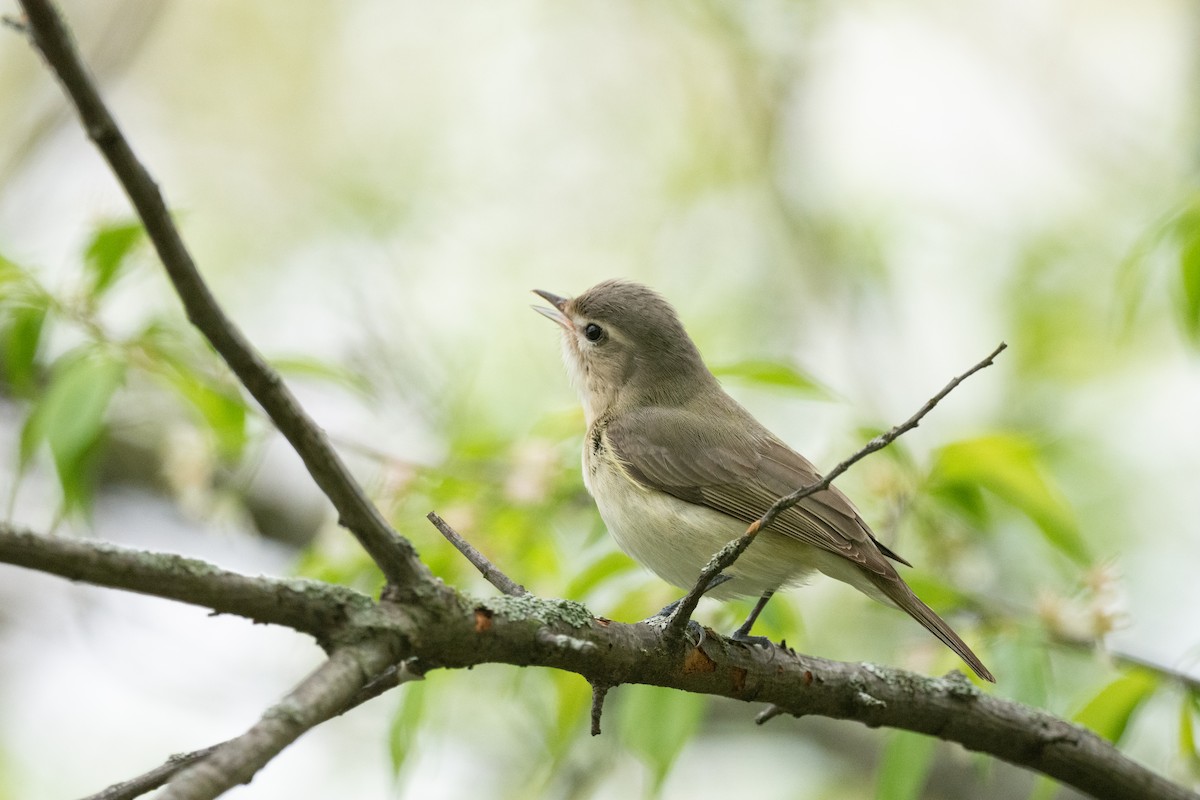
[428,511,528,597]
[7,522,1191,800]
[0,523,365,640]
[590,682,610,736]
[81,745,222,800]
[80,660,425,800]
[2,13,28,33]
[15,0,427,591]
[345,658,426,708]
[755,704,785,725]
[159,640,400,800]
[667,342,1007,637]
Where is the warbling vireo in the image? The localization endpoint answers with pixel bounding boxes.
[534,279,994,682]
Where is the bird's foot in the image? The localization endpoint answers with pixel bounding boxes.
[640,607,708,647]
[650,598,682,619]
[729,630,774,648]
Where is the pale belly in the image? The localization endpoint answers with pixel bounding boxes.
[585,449,825,600]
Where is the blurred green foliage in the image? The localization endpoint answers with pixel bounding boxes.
[876,730,937,800]
[927,433,1089,566]
[0,222,254,520]
[1074,668,1160,744]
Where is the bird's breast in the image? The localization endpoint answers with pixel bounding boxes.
[582,423,820,599]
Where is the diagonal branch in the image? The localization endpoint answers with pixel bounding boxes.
[666,342,1007,637]
[14,0,427,591]
[427,511,528,597]
[157,640,401,800]
[0,523,368,640]
[82,659,426,800]
[81,745,222,800]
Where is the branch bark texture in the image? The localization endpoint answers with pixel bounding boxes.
[1,525,1193,800]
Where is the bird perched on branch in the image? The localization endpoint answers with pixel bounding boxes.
[534,279,993,682]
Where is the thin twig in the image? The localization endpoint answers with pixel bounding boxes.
[590,683,610,736]
[427,511,528,597]
[79,660,425,800]
[666,342,1007,637]
[158,641,399,800]
[1,13,28,32]
[15,0,426,590]
[80,746,223,800]
[755,705,786,725]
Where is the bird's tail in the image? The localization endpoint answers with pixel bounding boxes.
[866,571,995,683]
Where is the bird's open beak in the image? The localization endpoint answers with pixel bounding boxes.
[532,289,572,331]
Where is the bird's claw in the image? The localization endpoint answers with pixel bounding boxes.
[729,631,775,649]
[639,609,708,647]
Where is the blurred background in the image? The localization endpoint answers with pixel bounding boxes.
[1,0,1199,798]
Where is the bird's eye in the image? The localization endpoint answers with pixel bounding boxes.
[583,323,605,343]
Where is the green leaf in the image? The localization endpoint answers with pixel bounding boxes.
[163,368,248,461]
[1180,224,1200,343]
[83,220,144,298]
[548,672,592,758]
[564,551,638,599]
[1180,691,1200,772]
[712,359,832,397]
[270,355,372,395]
[21,348,126,513]
[2,300,48,394]
[617,685,707,791]
[1073,668,1160,743]
[903,574,974,614]
[929,434,1089,565]
[387,681,426,776]
[0,255,49,307]
[876,730,937,800]
[0,253,30,292]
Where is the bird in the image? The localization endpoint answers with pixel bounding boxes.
[533,279,994,682]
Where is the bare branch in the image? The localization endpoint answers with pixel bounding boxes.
[427,511,528,597]
[0,523,366,640]
[14,0,427,591]
[80,660,425,800]
[589,682,610,736]
[159,641,400,800]
[3,525,1191,800]
[667,342,1007,637]
[80,745,222,800]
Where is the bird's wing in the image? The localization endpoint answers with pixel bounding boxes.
[605,404,995,683]
[604,405,905,576]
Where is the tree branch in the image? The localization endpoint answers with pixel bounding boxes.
[81,745,222,800]
[158,640,401,800]
[79,659,426,800]
[427,511,528,597]
[0,523,368,642]
[667,342,1007,636]
[14,0,427,591]
[1,527,1192,800]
